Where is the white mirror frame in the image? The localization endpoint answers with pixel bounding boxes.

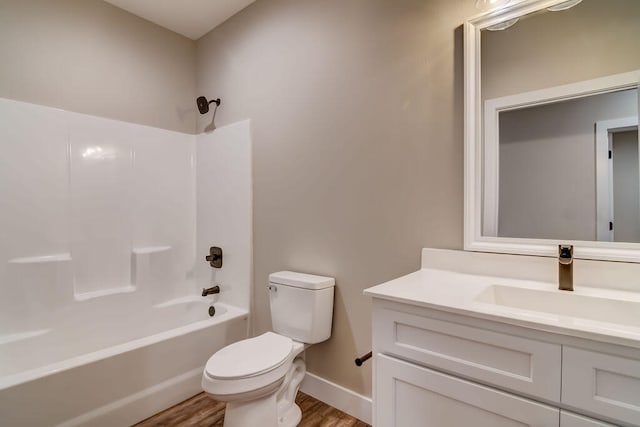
[464,0,640,262]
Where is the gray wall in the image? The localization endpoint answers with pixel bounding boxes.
[0,0,196,133]
[196,0,475,396]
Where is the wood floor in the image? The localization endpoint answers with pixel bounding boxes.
[134,391,370,427]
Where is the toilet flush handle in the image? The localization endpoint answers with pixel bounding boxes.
[267,284,277,292]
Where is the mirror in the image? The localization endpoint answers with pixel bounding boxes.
[464,0,640,261]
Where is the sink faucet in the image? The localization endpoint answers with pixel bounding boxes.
[558,245,573,291]
[202,285,220,297]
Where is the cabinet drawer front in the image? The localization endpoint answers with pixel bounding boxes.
[560,411,617,427]
[375,354,559,427]
[562,346,640,426]
[375,308,561,400]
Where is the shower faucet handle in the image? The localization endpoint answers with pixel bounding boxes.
[205,246,223,268]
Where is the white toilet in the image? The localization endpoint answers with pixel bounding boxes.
[201,271,335,427]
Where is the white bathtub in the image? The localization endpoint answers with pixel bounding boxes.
[0,101,253,426]
[0,300,248,426]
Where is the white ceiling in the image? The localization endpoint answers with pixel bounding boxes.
[103,0,257,40]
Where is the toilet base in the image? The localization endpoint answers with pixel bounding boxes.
[275,357,305,427]
[223,397,303,427]
[224,393,279,427]
[278,402,302,427]
[220,356,306,427]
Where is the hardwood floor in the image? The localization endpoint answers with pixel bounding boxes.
[134,391,370,427]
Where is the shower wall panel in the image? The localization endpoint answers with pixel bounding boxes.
[133,126,196,303]
[196,120,252,311]
[68,112,135,296]
[0,99,70,264]
[0,99,71,336]
[0,98,196,336]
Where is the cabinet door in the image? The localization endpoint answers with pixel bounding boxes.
[560,411,617,427]
[562,346,640,426]
[375,353,559,427]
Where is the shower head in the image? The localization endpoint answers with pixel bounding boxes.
[197,96,221,115]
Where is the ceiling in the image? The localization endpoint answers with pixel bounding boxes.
[103,0,257,40]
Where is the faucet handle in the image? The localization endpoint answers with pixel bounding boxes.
[559,245,573,265]
[205,246,223,268]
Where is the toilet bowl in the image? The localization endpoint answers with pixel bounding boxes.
[202,332,307,427]
[201,271,335,427]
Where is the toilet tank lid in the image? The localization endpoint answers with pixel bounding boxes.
[269,271,335,290]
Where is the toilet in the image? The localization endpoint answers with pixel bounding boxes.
[201,271,335,427]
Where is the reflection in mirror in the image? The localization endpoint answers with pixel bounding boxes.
[496,88,639,242]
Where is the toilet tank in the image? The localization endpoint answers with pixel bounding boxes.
[268,271,335,344]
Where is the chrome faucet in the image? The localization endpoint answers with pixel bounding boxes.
[558,245,573,291]
[202,285,220,297]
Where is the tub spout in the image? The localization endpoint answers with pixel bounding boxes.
[202,285,220,297]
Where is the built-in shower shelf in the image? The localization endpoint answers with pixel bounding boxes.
[132,246,171,255]
[74,285,136,301]
[0,329,51,345]
[8,253,71,264]
[131,246,176,298]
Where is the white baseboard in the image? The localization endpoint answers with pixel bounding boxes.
[300,372,372,425]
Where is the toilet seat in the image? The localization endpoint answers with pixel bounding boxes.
[205,332,293,380]
[202,332,301,401]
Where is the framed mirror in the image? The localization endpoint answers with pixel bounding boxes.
[464,0,640,261]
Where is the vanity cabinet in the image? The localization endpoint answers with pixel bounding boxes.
[372,299,637,427]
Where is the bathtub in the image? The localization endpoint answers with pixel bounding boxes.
[0,100,253,426]
[0,299,248,426]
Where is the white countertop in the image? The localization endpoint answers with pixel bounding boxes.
[364,267,640,349]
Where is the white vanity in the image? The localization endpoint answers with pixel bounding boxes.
[365,249,640,427]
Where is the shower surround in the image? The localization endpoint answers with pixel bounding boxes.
[0,98,252,426]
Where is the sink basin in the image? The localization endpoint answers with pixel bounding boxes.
[475,285,640,328]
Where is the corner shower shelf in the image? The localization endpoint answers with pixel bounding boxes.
[0,329,51,346]
[74,285,136,301]
[8,253,71,264]
[132,246,171,255]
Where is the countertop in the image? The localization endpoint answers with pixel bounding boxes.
[364,267,640,349]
